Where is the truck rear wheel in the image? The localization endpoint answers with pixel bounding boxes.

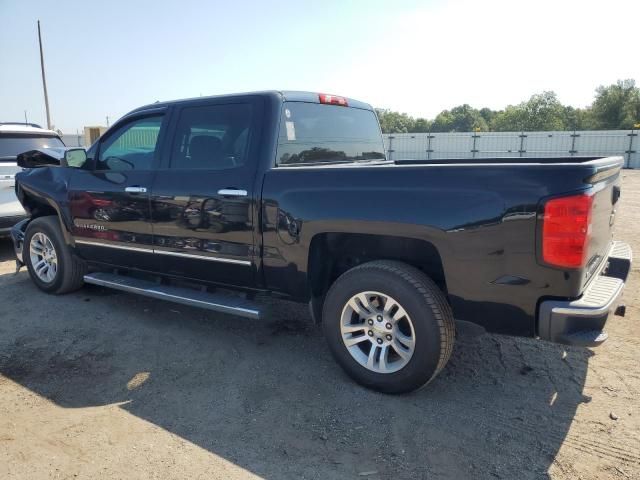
[24,216,86,294]
[322,260,455,393]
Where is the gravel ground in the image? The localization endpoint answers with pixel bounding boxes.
[0,171,639,480]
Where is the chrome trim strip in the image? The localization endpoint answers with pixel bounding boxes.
[217,188,248,197]
[75,238,252,266]
[154,249,251,265]
[274,156,626,169]
[75,239,154,253]
[125,186,148,193]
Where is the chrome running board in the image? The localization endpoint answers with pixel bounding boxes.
[84,272,261,320]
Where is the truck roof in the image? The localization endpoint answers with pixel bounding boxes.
[128,90,374,116]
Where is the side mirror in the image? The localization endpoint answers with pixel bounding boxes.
[17,149,62,168]
[63,148,87,168]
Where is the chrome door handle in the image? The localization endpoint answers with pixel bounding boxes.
[125,186,147,193]
[218,189,247,197]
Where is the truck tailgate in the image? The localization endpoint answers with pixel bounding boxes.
[583,163,622,287]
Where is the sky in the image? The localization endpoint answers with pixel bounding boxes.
[1,0,639,133]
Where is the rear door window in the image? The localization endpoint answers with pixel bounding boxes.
[276,102,385,166]
[170,103,253,170]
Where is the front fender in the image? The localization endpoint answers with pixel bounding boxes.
[16,167,74,245]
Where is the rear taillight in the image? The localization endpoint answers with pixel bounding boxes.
[318,94,348,106]
[542,193,593,268]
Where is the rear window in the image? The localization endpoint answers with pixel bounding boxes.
[0,135,65,158]
[276,102,385,166]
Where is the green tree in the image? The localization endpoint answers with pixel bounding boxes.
[375,109,415,133]
[591,79,640,129]
[479,107,498,127]
[413,118,431,133]
[491,92,567,131]
[490,106,522,132]
[563,106,596,130]
[375,79,639,134]
[431,104,488,132]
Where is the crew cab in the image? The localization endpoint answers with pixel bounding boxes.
[10,91,632,393]
[0,123,64,235]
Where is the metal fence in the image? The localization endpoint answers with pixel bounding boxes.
[383,130,639,168]
[61,128,639,168]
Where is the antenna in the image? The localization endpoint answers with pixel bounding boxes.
[37,20,52,130]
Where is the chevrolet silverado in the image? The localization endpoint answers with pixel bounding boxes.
[10,91,632,393]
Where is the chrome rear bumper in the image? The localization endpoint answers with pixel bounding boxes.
[538,241,632,347]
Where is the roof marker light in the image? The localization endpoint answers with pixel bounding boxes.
[319,94,348,106]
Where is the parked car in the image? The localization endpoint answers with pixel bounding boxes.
[0,123,65,236]
[10,91,632,393]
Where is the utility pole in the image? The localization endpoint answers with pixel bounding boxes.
[106,116,110,127]
[37,20,52,130]
[24,111,28,125]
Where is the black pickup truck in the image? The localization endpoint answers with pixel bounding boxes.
[11,91,632,393]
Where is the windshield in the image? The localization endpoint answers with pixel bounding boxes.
[0,135,65,158]
[276,102,386,166]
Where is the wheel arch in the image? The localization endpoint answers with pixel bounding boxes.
[307,232,447,323]
[19,187,74,245]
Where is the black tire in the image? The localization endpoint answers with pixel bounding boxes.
[322,260,455,394]
[24,216,86,294]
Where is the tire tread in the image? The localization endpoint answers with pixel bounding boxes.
[345,260,455,385]
[25,216,86,294]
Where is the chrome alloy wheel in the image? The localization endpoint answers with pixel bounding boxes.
[340,291,416,374]
[29,232,58,283]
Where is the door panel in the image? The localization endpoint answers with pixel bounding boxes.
[69,114,165,271]
[150,100,260,287]
[151,172,254,285]
[69,170,157,268]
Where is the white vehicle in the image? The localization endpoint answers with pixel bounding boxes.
[0,123,65,236]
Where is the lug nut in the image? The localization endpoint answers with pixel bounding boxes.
[386,334,392,341]
[377,338,383,345]
[368,319,374,325]
[368,330,374,337]
[377,315,383,322]
[385,323,392,329]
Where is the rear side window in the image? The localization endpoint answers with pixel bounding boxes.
[276,102,385,166]
[0,135,65,158]
[170,103,253,170]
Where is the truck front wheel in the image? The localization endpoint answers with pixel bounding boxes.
[322,260,455,393]
[24,216,86,294]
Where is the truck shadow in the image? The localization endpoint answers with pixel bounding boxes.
[0,250,592,479]
[0,240,16,262]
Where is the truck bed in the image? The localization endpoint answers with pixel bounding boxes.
[263,155,624,336]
